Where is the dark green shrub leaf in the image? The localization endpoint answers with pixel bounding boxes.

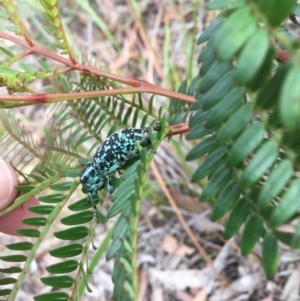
[40,275,74,288]
[224,198,250,239]
[235,29,269,84]
[279,64,300,130]
[189,110,208,127]
[15,185,35,193]
[227,122,265,166]
[0,289,11,296]
[206,87,244,129]
[268,178,300,228]
[39,194,64,203]
[198,36,215,63]
[255,0,297,26]
[192,147,227,182]
[46,260,78,274]
[202,70,236,110]
[68,197,95,211]
[49,181,73,191]
[0,267,22,273]
[6,242,33,251]
[200,164,232,201]
[241,213,265,255]
[49,244,83,258]
[60,211,93,225]
[200,61,231,93]
[291,221,300,249]
[62,168,82,177]
[216,104,253,143]
[211,179,239,221]
[274,230,293,246]
[246,46,276,91]
[240,140,278,189]
[206,0,242,10]
[16,229,40,237]
[214,5,257,60]
[186,135,215,161]
[197,15,223,44]
[33,292,69,301]
[0,255,27,262]
[199,51,215,76]
[54,226,89,240]
[22,217,47,226]
[108,185,134,218]
[258,160,293,210]
[256,62,291,109]
[0,278,16,285]
[29,205,54,215]
[262,233,279,278]
[186,124,212,140]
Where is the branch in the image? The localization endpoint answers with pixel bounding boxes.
[0,87,195,106]
[0,31,195,104]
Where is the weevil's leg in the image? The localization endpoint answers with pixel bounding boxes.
[107,176,114,193]
[88,191,99,223]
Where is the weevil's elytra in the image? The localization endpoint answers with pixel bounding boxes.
[80,127,153,221]
[92,128,150,193]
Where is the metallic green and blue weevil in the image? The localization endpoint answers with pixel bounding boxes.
[80,127,152,219]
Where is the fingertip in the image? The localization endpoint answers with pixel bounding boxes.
[0,159,19,211]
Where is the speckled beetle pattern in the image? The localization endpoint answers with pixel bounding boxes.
[80,127,151,219]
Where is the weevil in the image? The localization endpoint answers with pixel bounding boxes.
[80,127,153,220]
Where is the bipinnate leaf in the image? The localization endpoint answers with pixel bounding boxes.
[240,140,278,188]
[46,260,78,274]
[258,160,293,210]
[254,0,297,26]
[192,147,227,182]
[211,179,239,221]
[33,292,69,301]
[268,178,300,228]
[54,226,88,240]
[227,122,265,166]
[262,233,279,278]
[224,198,250,239]
[60,211,93,225]
[279,64,300,130]
[186,135,215,161]
[241,213,265,255]
[49,244,83,258]
[214,5,257,60]
[216,104,253,143]
[40,275,74,288]
[235,29,270,84]
[200,164,232,201]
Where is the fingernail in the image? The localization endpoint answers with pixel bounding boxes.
[0,159,19,210]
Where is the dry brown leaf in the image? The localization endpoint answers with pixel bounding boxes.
[175,289,194,301]
[193,289,207,301]
[162,233,195,256]
[259,296,273,301]
[138,268,148,301]
[280,267,300,301]
[149,268,212,290]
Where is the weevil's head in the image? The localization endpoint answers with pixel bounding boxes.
[80,162,105,194]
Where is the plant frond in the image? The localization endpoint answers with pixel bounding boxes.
[187,0,300,278]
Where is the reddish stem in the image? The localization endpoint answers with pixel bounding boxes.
[167,123,190,136]
[0,31,195,104]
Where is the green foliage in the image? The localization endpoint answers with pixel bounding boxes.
[186,0,300,278]
[1,0,300,300]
